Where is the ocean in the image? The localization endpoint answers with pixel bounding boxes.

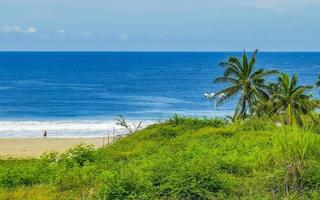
[0,52,319,137]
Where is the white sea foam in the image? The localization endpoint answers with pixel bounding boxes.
[0,120,155,138]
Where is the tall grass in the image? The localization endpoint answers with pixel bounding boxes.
[268,127,320,199]
[275,127,320,162]
[0,117,319,199]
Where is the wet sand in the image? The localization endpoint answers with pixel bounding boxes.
[0,137,113,158]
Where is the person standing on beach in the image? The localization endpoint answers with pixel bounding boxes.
[44,130,47,138]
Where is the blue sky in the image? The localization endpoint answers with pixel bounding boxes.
[1,0,320,51]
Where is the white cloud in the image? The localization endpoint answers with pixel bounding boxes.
[57,29,65,34]
[27,27,37,33]
[1,26,37,33]
[2,26,22,33]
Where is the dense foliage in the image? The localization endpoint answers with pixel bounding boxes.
[213,50,319,125]
[214,49,278,118]
[1,116,320,200]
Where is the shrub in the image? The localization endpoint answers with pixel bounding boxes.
[54,164,100,192]
[97,167,155,200]
[166,115,226,129]
[60,144,96,167]
[0,162,41,188]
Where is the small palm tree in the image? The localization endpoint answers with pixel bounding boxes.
[214,49,278,119]
[251,82,280,118]
[271,73,317,126]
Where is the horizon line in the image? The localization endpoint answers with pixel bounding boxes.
[1,50,320,53]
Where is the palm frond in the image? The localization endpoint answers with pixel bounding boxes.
[214,77,238,84]
[215,85,241,106]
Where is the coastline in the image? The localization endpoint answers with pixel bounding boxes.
[0,119,156,138]
[0,137,113,158]
[0,119,154,159]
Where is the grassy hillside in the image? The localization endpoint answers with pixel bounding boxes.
[0,117,320,199]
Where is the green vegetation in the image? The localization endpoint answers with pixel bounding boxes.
[213,50,319,126]
[214,49,278,119]
[0,117,320,199]
[266,73,317,126]
[1,51,320,199]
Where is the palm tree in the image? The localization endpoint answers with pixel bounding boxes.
[251,82,280,118]
[271,73,317,126]
[214,49,278,119]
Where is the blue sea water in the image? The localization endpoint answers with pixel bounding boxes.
[0,52,319,137]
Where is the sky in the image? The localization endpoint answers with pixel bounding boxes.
[0,0,320,51]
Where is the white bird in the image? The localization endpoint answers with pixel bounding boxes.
[218,93,225,98]
[204,92,215,99]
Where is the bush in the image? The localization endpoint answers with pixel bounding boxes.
[60,144,96,167]
[0,117,320,199]
[0,162,41,188]
[166,115,226,129]
[97,167,155,200]
[54,164,100,192]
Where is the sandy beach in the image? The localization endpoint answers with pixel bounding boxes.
[0,137,112,158]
